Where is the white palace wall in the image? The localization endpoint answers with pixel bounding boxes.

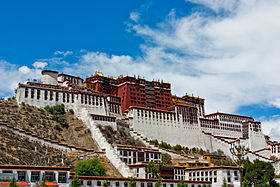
[16,85,109,117]
[129,108,205,149]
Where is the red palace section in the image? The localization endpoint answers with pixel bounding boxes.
[84,72,172,113]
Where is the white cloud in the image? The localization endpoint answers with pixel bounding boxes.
[18,66,31,74]
[32,61,48,69]
[261,116,280,141]
[61,51,150,78]
[186,0,239,12]
[130,12,140,22]
[54,50,73,56]
[0,60,42,98]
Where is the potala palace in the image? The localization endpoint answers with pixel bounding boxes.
[12,69,280,186]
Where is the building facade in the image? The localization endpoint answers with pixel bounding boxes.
[0,165,70,187]
[15,70,273,176]
[185,166,240,187]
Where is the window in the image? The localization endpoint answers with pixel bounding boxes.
[3,170,12,173]
[228,177,231,183]
[31,89,34,99]
[141,183,145,187]
[97,181,101,186]
[50,91,53,101]
[44,90,48,100]
[17,171,26,181]
[115,182,120,186]
[45,172,54,182]
[147,183,153,187]
[56,92,59,101]
[72,94,74,103]
[31,171,40,182]
[87,181,92,186]
[58,172,67,183]
[214,178,217,183]
[37,90,40,99]
[25,88,29,98]
[124,182,128,187]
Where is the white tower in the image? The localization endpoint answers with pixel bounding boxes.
[41,70,58,85]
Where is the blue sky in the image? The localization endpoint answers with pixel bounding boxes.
[1,0,280,140]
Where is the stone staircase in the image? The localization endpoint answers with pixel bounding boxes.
[78,110,134,177]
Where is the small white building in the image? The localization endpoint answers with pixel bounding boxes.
[0,165,70,187]
[113,144,161,165]
[185,166,240,187]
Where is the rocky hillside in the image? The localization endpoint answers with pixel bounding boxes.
[0,98,97,150]
[0,127,75,166]
[0,98,121,177]
[98,125,145,147]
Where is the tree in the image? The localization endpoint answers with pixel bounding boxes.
[172,145,182,153]
[145,161,162,179]
[161,153,172,165]
[9,177,17,187]
[242,159,278,187]
[155,179,162,187]
[42,175,46,187]
[128,178,136,187]
[71,176,81,187]
[177,180,185,187]
[102,182,109,187]
[75,158,107,176]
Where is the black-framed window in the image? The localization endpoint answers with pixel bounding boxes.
[3,170,12,173]
[58,172,67,183]
[31,171,40,182]
[87,180,92,186]
[115,182,120,186]
[17,171,26,181]
[97,181,101,186]
[45,172,54,182]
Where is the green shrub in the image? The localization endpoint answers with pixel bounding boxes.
[162,153,172,165]
[75,158,107,176]
[44,104,68,128]
[71,176,82,187]
[44,104,66,115]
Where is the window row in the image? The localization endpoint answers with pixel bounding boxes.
[81,94,102,106]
